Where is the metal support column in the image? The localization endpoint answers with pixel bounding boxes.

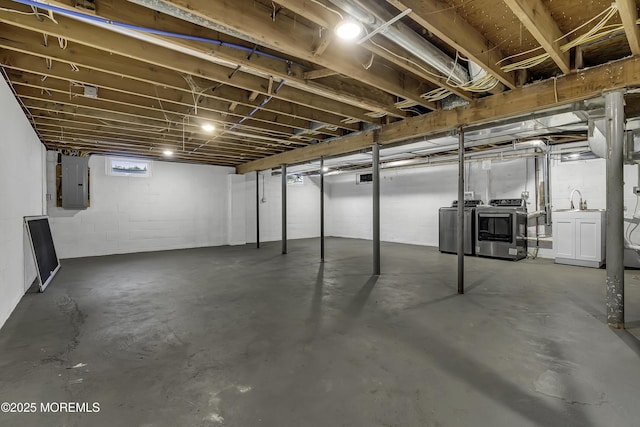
[373,142,381,275]
[543,150,552,226]
[256,170,260,249]
[458,127,465,294]
[282,164,288,255]
[320,157,325,262]
[605,91,625,329]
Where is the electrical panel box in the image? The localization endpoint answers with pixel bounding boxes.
[61,155,89,209]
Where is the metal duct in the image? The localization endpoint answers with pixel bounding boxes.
[588,118,607,158]
[326,0,470,86]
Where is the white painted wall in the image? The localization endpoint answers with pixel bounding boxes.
[245,171,320,243]
[47,154,235,258]
[0,78,45,330]
[325,155,627,259]
[327,158,536,246]
[227,174,247,246]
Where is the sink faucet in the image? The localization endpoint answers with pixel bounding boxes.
[570,189,583,210]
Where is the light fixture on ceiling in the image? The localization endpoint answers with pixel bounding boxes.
[322,166,329,172]
[202,123,215,132]
[335,18,363,41]
[163,149,173,156]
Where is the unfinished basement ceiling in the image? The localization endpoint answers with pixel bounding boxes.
[1,0,639,168]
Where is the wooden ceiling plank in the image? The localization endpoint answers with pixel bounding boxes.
[304,68,339,80]
[0,8,379,123]
[26,100,300,154]
[503,0,571,74]
[24,99,184,130]
[32,114,218,141]
[43,141,243,165]
[278,0,471,101]
[7,66,343,136]
[38,130,282,156]
[385,0,517,89]
[142,0,435,110]
[11,77,301,137]
[0,46,357,133]
[37,0,407,117]
[39,127,282,158]
[33,115,306,149]
[236,56,640,173]
[616,0,640,56]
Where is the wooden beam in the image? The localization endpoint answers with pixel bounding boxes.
[304,68,339,80]
[0,44,357,132]
[0,6,382,123]
[616,0,640,56]
[42,141,242,166]
[385,0,517,89]
[504,0,571,74]
[363,37,473,102]
[38,129,280,156]
[236,56,640,173]
[312,33,333,57]
[10,74,304,137]
[145,0,435,110]
[277,0,472,101]
[18,0,406,118]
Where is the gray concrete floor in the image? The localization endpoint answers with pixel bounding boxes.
[1,237,639,427]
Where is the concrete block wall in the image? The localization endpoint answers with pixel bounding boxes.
[228,174,247,246]
[0,78,45,330]
[47,154,235,258]
[244,171,321,243]
[324,156,628,259]
[326,158,536,247]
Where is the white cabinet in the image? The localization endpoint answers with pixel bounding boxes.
[553,210,605,268]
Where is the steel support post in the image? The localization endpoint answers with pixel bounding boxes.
[282,164,288,255]
[320,157,325,262]
[458,127,465,294]
[372,143,381,276]
[256,170,260,249]
[605,91,625,328]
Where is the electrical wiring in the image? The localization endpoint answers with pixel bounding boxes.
[308,0,343,20]
[420,87,451,102]
[500,4,622,73]
[560,5,619,52]
[454,72,499,92]
[444,52,500,92]
[11,0,307,69]
[626,194,640,241]
[501,53,549,73]
[0,4,57,22]
[556,4,618,42]
[394,98,418,109]
[364,110,387,118]
[340,117,360,124]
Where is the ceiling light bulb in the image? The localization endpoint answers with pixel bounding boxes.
[163,149,173,156]
[322,166,329,172]
[202,123,215,132]
[335,19,362,41]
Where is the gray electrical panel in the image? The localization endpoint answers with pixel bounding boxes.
[61,155,89,209]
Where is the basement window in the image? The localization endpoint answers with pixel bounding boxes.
[106,157,152,177]
[287,174,304,185]
[357,173,373,184]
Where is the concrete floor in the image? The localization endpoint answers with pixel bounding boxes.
[1,237,639,427]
